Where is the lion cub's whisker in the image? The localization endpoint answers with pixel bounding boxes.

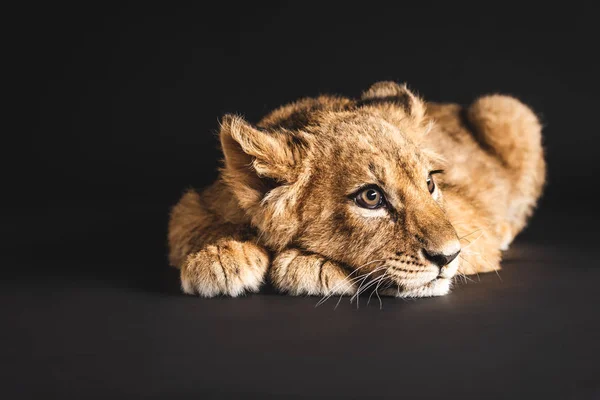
[461,233,485,251]
[315,259,386,307]
[459,228,482,240]
[367,271,391,309]
[350,266,389,307]
[334,269,387,310]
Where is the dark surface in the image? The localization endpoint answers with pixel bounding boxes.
[5,3,600,399]
[3,208,600,399]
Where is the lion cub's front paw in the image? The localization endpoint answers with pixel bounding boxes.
[181,239,269,297]
[270,249,357,296]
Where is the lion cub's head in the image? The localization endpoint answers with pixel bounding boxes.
[219,82,461,296]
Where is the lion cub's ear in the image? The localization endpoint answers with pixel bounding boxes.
[219,114,304,208]
[359,81,425,121]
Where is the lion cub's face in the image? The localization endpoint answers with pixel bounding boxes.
[220,83,461,295]
[295,113,461,293]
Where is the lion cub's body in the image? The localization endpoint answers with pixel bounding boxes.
[168,82,545,298]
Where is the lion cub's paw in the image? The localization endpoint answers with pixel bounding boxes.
[181,239,269,297]
[270,249,357,296]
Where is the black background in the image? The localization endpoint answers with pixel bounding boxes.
[4,3,600,399]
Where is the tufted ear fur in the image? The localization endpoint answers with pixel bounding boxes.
[360,81,426,122]
[219,114,305,212]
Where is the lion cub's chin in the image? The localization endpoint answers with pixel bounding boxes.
[377,257,459,298]
[380,278,452,298]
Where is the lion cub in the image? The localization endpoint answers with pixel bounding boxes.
[168,82,545,298]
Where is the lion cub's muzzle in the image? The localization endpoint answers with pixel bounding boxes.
[422,240,462,279]
[421,239,461,278]
[422,247,461,268]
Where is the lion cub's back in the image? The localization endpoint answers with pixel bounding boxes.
[424,102,513,221]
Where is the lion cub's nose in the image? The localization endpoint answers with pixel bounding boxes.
[423,247,461,267]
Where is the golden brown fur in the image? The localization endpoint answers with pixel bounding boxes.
[168,82,545,298]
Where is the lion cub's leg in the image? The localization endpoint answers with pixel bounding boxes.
[270,249,357,296]
[169,190,270,297]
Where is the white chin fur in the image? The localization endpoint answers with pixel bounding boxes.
[380,278,452,298]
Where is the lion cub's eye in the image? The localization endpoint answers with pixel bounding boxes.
[427,170,444,194]
[427,174,435,193]
[355,187,385,209]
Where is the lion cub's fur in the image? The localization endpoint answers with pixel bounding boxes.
[168,82,545,298]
